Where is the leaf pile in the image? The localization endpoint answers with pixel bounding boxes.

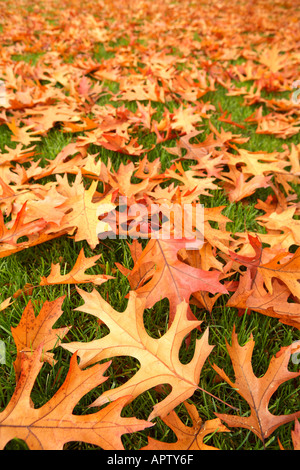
[0,0,299,451]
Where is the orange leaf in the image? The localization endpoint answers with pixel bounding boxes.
[11,296,70,379]
[142,401,229,450]
[212,327,300,442]
[0,346,152,450]
[40,248,114,286]
[258,248,300,300]
[62,289,214,421]
[0,202,46,245]
[116,237,228,324]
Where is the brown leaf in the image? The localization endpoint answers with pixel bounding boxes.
[0,202,46,246]
[62,289,214,421]
[291,420,300,450]
[212,327,300,442]
[11,296,70,379]
[258,248,300,301]
[40,248,113,286]
[0,296,12,311]
[56,174,115,249]
[142,401,229,450]
[0,346,152,450]
[116,237,228,325]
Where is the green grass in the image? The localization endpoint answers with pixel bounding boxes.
[0,40,299,452]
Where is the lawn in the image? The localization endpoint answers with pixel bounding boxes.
[0,0,299,451]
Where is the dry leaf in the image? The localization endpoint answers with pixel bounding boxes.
[40,248,113,286]
[212,327,300,442]
[11,296,70,379]
[62,289,214,421]
[0,346,152,450]
[142,401,229,450]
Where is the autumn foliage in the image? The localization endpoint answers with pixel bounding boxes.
[0,0,299,451]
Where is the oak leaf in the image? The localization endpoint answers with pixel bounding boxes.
[291,420,300,450]
[116,237,228,324]
[40,248,114,286]
[170,104,202,134]
[25,103,79,134]
[142,401,229,450]
[0,346,152,450]
[227,148,287,176]
[0,296,12,312]
[202,206,234,255]
[0,226,72,259]
[256,206,300,246]
[257,45,288,73]
[6,119,41,147]
[212,327,300,441]
[258,248,300,301]
[278,419,300,450]
[227,270,300,329]
[227,173,272,202]
[62,289,214,421]
[11,296,70,379]
[12,184,67,226]
[32,143,87,181]
[164,161,218,198]
[108,161,151,202]
[0,202,46,246]
[0,144,36,165]
[56,175,115,249]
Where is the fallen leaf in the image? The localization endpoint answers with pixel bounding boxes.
[11,296,70,379]
[40,248,114,286]
[62,289,214,421]
[212,327,300,442]
[142,401,229,450]
[0,346,152,450]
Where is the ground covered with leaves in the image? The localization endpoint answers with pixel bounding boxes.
[0,0,300,451]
